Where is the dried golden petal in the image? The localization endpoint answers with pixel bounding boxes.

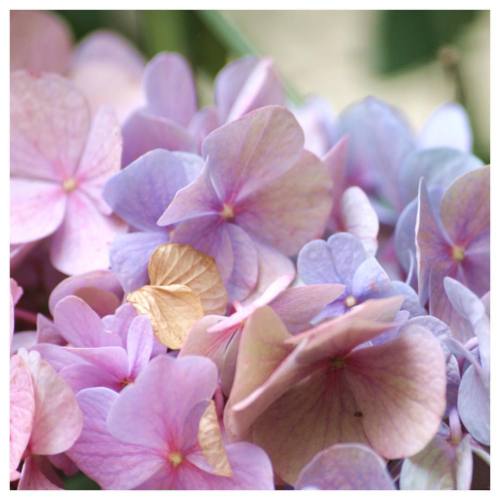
[127,284,204,350]
[198,401,232,477]
[148,243,227,315]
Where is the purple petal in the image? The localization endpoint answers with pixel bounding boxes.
[419,102,472,152]
[144,52,197,126]
[48,270,123,317]
[296,443,394,490]
[121,109,196,166]
[126,315,154,378]
[202,106,304,202]
[104,148,202,231]
[67,387,163,489]
[53,296,122,347]
[110,231,169,293]
[457,365,489,445]
[107,355,217,450]
[215,56,285,123]
[398,147,482,207]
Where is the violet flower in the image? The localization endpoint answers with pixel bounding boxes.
[159,105,333,301]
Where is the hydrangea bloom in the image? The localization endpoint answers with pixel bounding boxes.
[224,302,445,483]
[10,71,126,275]
[68,355,274,489]
[9,19,489,489]
[159,105,332,300]
[298,232,423,319]
[122,53,284,164]
[416,167,490,328]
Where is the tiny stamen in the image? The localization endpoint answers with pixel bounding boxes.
[220,204,235,221]
[331,357,345,370]
[168,451,183,468]
[451,245,465,262]
[344,295,357,308]
[63,178,77,193]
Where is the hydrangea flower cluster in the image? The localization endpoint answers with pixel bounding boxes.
[10,11,490,491]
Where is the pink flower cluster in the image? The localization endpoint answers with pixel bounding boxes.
[10,11,490,491]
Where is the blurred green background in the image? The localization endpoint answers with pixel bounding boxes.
[56,10,490,163]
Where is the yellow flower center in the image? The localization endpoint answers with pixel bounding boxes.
[168,451,183,468]
[451,245,465,262]
[220,204,235,221]
[331,357,345,370]
[62,178,77,193]
[344,295,357,308]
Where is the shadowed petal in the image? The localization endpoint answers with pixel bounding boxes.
[296,443,395,490]
[144,52,197,126]
[19,350,83,456]
[121,110,196,165]
[10,355,35,479]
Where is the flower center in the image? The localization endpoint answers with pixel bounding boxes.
[344,295,357,308]
[451,245,465,262]
[220,203,235,221]
[120,377,133,388]
[62,178,77,193]
[168,451,183,468]
[330,357,345,370]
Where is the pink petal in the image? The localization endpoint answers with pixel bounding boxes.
[144,52,197,126]
[157,168,220,226]
[48,269,123,317]
[240,242,295,305]
[288,296,404,363]
[269,284,345,334]
[53,295,121,347]
[20,349,83,456]
[215,56,285,123]
[202,105,304,201]
[237,150,332,255]
[108,355,217,450]
[10,354,35,479]
[180,315,229,369]
[121,110,196,165]
[11,71,90,181]
[340,186,379,256]
[10,11,72,74]
[225,224,259,301]
[18,456,62,490]
[10,178,66,244]
[77,108,122,214]
[346,325,446,458]
[296,443,395,490]
[49,191,126,275]
[68,388,163,489]
[323,136,349,231]
[440,167,489,249]
[127,315,154,378]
